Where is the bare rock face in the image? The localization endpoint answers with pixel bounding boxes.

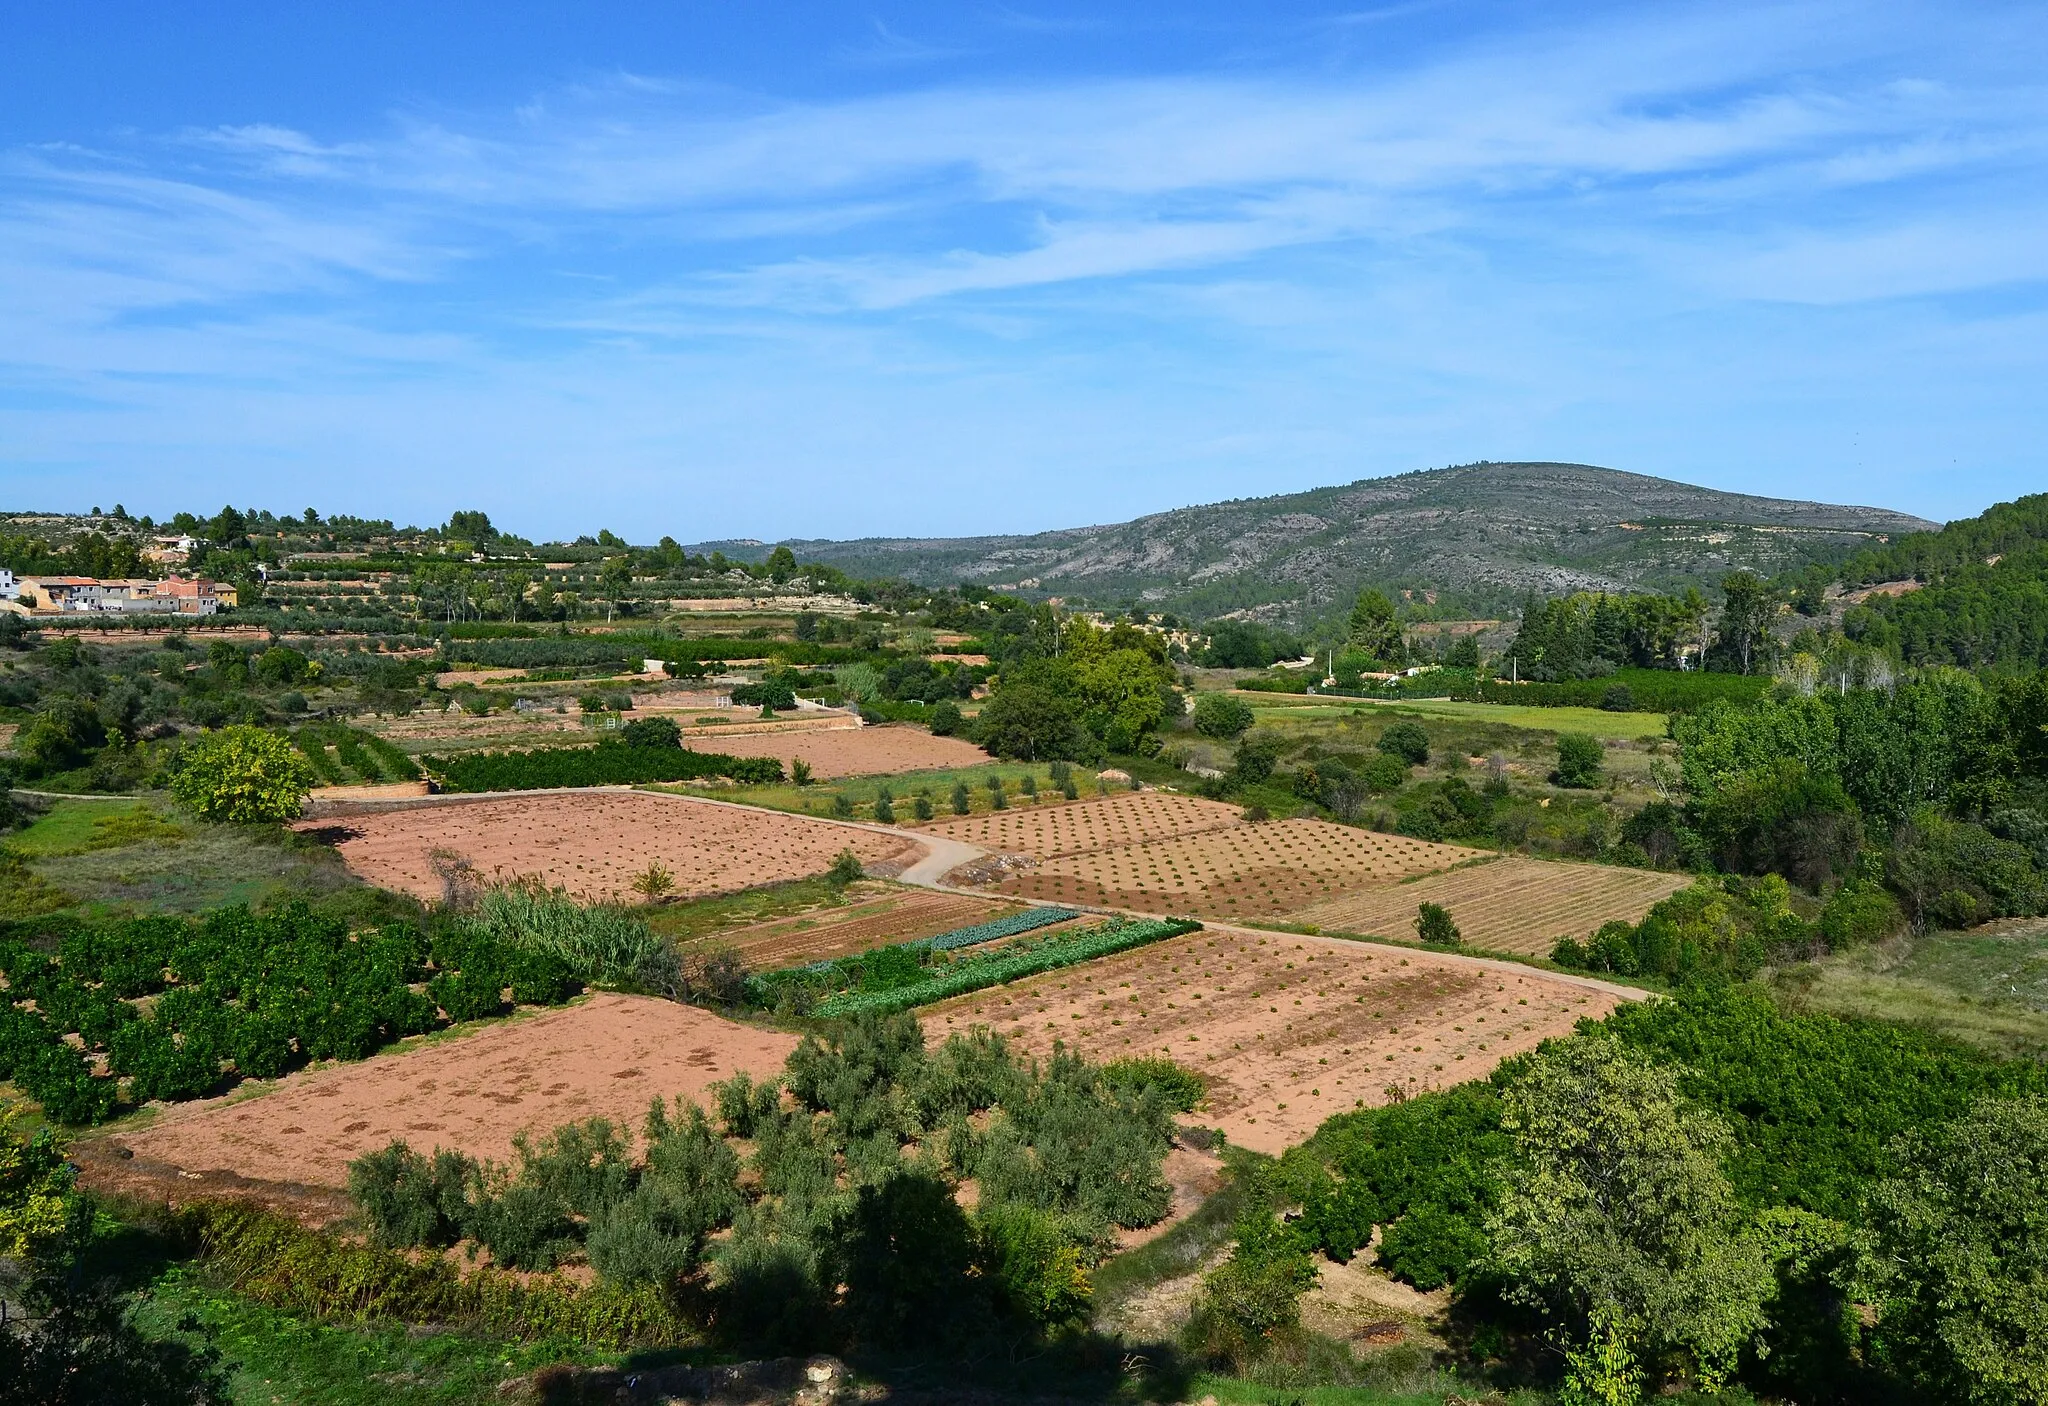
[753,462,1936,623]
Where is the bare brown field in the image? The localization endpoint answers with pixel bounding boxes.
[106,994,798,1191]
[311,791,918,902]
[708,889,1023,967]
[923,929,1621,1153]
[1288,858,1692,955]
[918,790,1243,858]
[685,725,992,779]
[992,818,1487,918]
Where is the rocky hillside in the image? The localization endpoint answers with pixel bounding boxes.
[746,462,1935,623]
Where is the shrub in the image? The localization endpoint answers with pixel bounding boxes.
[169,724,318,823]
[912,793,933,821]
[1553,732,1604,788]
[790,758,814,786]
[619,716,680,749]
[1415,901,1460,946]
[976,1204,1092,1326]
[827,849,865,885]
[929,700,963,736]
[1192,693,1255,739]
[1600,682,1637,711]
[873,789,895,824]
[951,780,971,814]
[1378,721,1430,766]
[1102,1057,1205,1112]
[347,1141,476,1249]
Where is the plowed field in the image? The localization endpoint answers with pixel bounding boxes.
[708,889,1026,968]
[992,818,1486,918]
[923,929,1622,1153]
[685,726,991,778]
[919,791,1243,858]
[108,994,798,1191]
[314,792,917,902]
[1288,858,1692,955]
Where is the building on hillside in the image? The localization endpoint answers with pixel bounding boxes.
[0,569,17,600]
[143,535,198,566]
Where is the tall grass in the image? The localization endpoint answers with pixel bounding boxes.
[470,883,668,988]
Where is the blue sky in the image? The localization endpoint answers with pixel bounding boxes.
[2,1,2043,542]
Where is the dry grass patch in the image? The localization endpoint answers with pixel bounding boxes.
[1288,857,1691,955]
[923,929,1619,1153]
[310,791,917,903]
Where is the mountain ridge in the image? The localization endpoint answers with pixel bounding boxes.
[712,462,1935,624]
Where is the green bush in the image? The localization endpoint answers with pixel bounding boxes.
[975,1203,1092,1326]
[1102,1056,1205,1112]
[1553,732,1604,787]
[347,1141,476,1249]
[1377,721,1430,765]
[619,716,681,749]
[169,724,318,822]
[1192,693,1255,739]
[1414,901,1460,946]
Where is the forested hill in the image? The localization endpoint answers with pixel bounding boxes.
[736,462,1932,625]
[1841,492,2048,671]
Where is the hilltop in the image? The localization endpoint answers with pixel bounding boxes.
[734,462,1934,623]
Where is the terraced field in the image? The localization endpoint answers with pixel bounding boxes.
[1288,857,1693,955]
[919,790,1243,858]
[993,818,1487,918]
[923,928,1621,1153]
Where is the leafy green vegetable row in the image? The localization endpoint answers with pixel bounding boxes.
[812,917,1200,1017]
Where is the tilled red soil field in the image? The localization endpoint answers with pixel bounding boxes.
[101,994,798,1192]
[991,818,1487,918]
[683,725,992,778]
[923,929,1621,1153]
[311,791,918,902]
[1289,857,1693,955]
[917,790,1244,858]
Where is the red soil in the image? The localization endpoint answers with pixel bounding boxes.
[923,928,1621,1153]
[310,791,917,903]
[105,994,798,1190]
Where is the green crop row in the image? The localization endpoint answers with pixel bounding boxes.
[812,917,1200,1017]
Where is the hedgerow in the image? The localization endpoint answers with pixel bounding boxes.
[427,740,783,791]
[165,1198,693,1347]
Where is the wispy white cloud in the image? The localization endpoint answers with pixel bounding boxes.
[0,0,2043,532]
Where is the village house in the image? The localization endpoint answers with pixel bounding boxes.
[10,574,229,616]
